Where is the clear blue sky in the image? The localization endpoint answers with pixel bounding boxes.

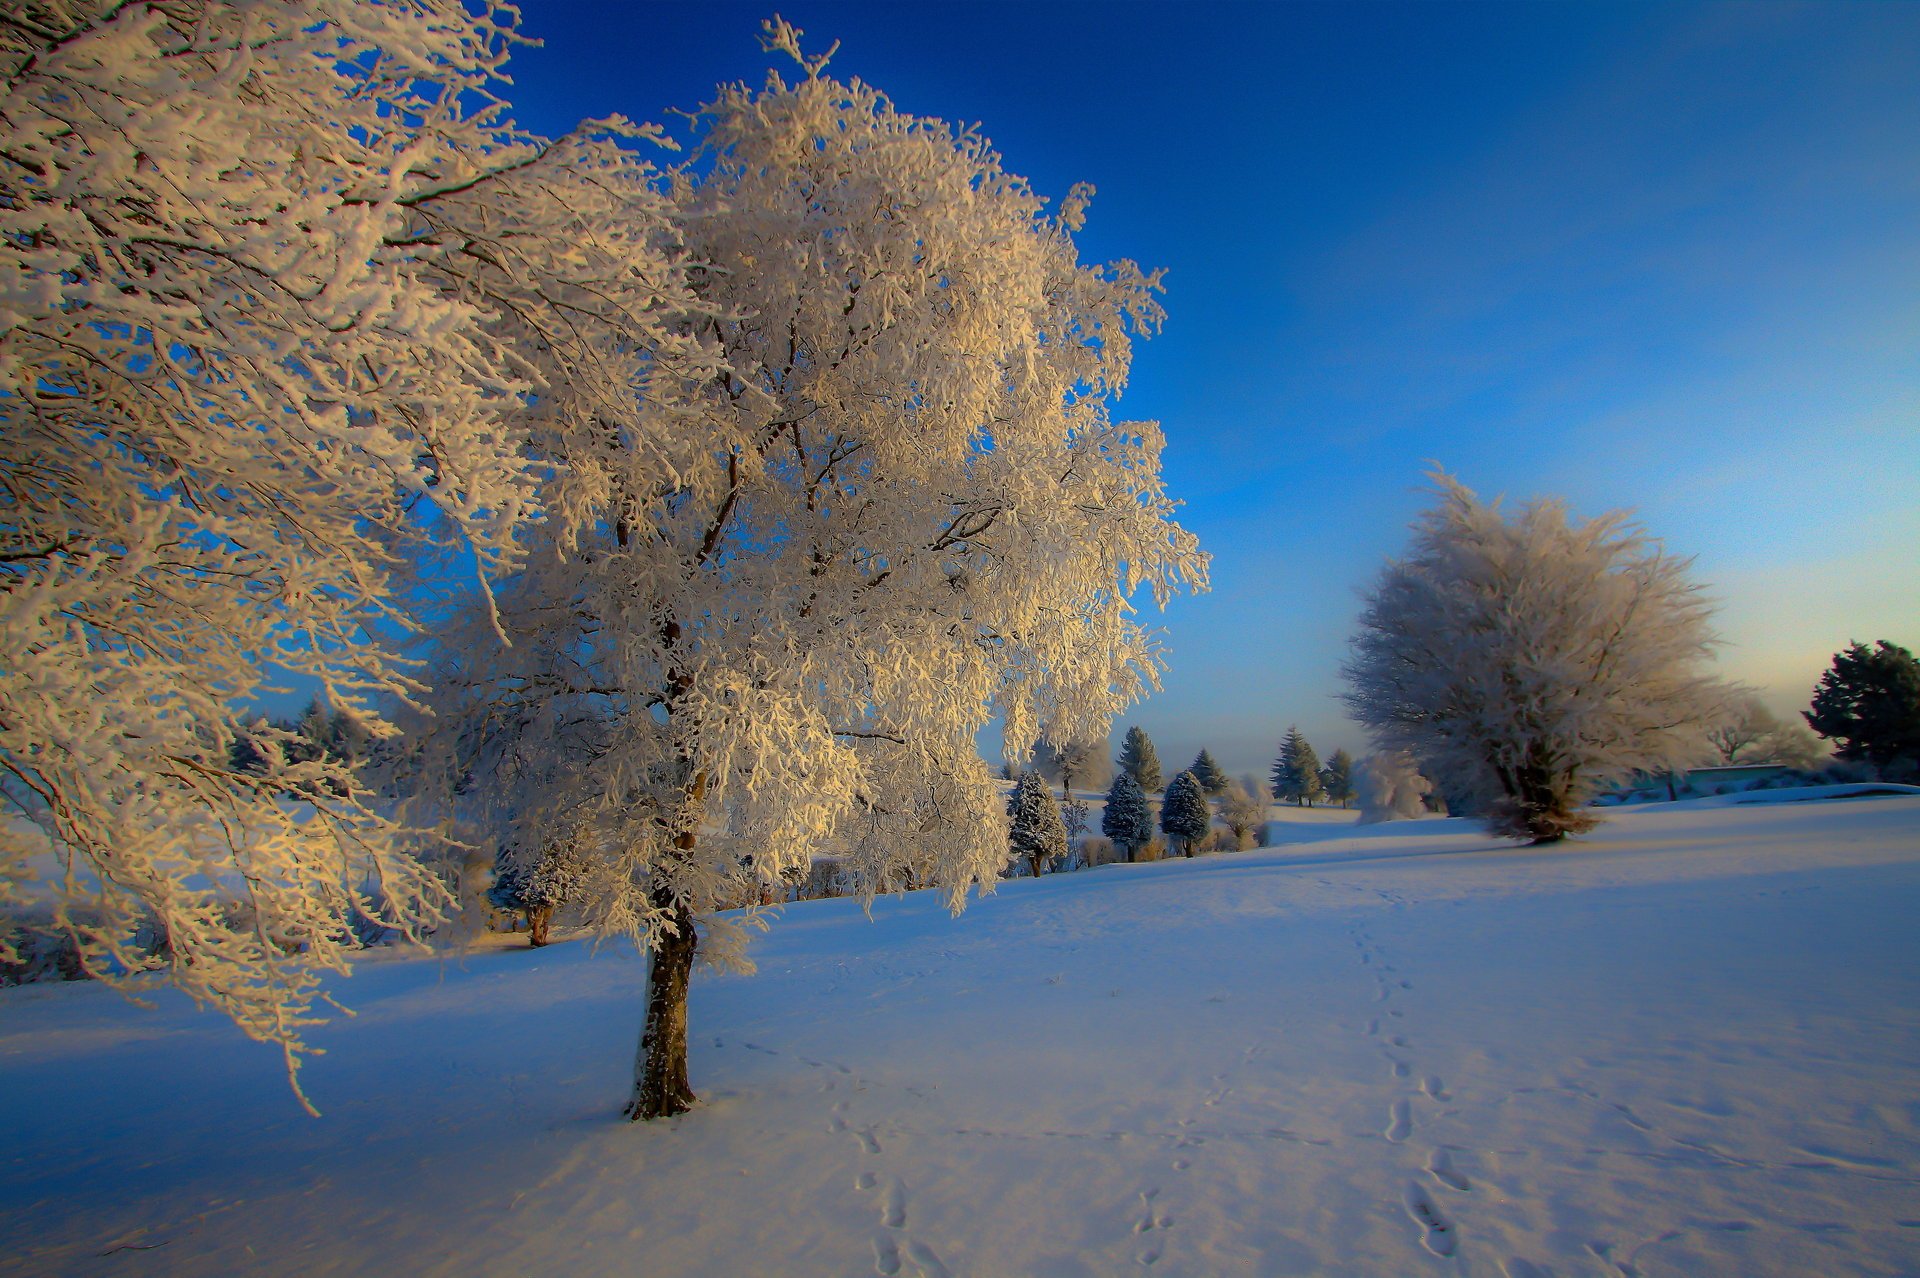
[500,0,1919,779]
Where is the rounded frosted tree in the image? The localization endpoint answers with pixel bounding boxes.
[1101,772,1154,862]
[1342,472,1725,843]
[1354,752,1432,824]
[410,23,1207,1120]
[1159,771,1212,857]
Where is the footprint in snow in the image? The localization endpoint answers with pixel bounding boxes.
[882,1178,907,1229]
[1422,1075,1450,1102]
[1385,1099,1412,1143]
[1428,1147,1471,1192]
[1403,1183,1458,1257]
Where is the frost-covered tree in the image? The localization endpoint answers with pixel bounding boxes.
[1160,771,1212,857]
[1707,692,1779,765]
[1215,779,1267,849]
[1101,771,1153,862]
[1033,737,1113,797]
[0,0,700,1106]
[489,840,585,948]
[1342,472,1725,843]
[1007,771,1069,879]
[1355,751,1432,823]
[1319,748,1357,808]
[1117,725,1164,793]
[1187,749,1228,794]
[409,23,1206,1120]
[1804,641,1920,772]
[1270,727,1324,806]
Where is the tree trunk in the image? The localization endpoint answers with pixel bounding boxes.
[624,888,698,1120]
[528,905,553,948]
[1028,852,1044,878]
[625,770,707,1121]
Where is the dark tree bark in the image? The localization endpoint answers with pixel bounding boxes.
[624,887,698,1120]
[527,904,554,948]
[625,771,707,1121]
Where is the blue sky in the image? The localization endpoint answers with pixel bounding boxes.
[501,1,1918,779]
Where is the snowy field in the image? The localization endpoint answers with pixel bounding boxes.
[4,797,1919,1277]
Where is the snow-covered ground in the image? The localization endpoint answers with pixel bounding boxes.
[4,797,1919,1277]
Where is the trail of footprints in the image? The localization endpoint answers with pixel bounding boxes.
[1351,924,1467,1260]
[831,1100,954,1276]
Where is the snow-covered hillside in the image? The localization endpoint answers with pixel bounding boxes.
[4,797,1918,1276]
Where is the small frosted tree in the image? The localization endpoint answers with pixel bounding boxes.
[1320,748,1357,808]
[1216,779,1268,849]
[1160,771,1212,857]
[1101,772,1154,862]
[1271,727,1325,806]
[1117,726,1164,793]
[1804,641,1920,773]
[1355,752,1432,823]
[1343,472,1726,843]
[1007,772,1069,878]
[409,23,1207,1121]
[489,840,586,948]
[1033,737,1113,797]
[1187,749,1229,794]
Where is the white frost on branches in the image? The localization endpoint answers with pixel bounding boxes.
[1354,751,1432,824]
[405,18,1207,1106]
[1342,472,1725,842]
[0,0,701,1105]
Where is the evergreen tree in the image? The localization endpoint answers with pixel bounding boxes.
[1007,771,1068,878]
[1187,749,1228,794]
[1159,770,1212,857]
[1100,772,1153,863]
[1117,726,1164,792]
[1319,748,1357,808]
[1804,641,1920,772]
[1271,726,1325,806]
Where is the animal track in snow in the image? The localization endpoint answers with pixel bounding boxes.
[1133,1186,1172,1234]
[1385,1099,1412,1143]
[1421,1075,1450,1102]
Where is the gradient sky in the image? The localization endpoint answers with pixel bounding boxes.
[499,0,1919,779]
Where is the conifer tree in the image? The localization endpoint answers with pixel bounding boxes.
[1160,771,1212,857]
[1101,772,1153,863]
[1804,641,1920,772]
[1320,748,1357,808]
[1117,726,1164,793]
[1188,749,1229,794]
[1007,771,1069,878]
[1271,727,1325,806]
